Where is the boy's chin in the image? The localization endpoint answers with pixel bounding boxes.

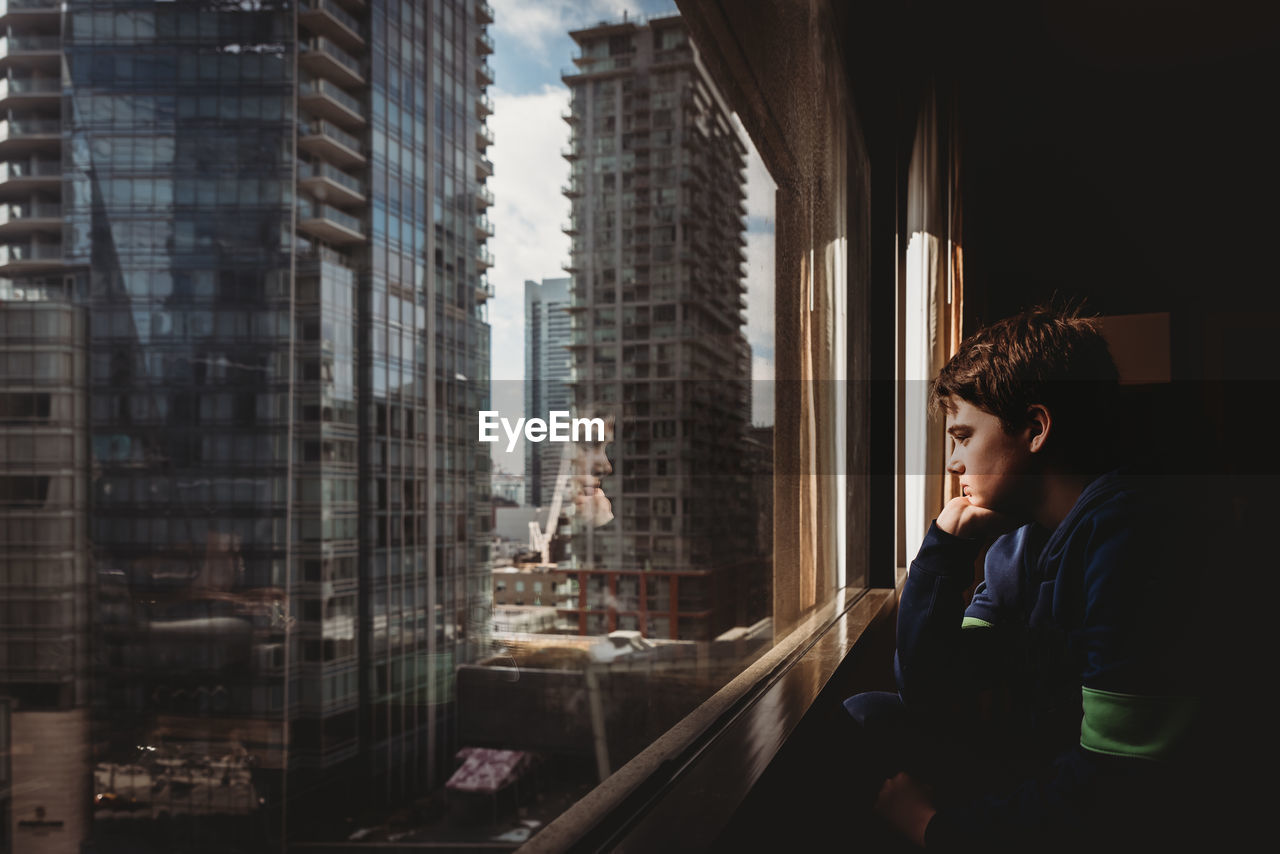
[574,492,613,527]
[971,496,1034,525]
[964,493,1005,514]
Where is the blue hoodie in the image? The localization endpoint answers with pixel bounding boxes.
[894,470,1205,851]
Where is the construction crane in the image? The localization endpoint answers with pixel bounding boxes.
[528,443,574,565]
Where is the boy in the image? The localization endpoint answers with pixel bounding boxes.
[845,306,1207,851]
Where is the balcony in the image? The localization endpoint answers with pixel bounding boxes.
[299,0,364,51]
[0,75,59,109]
[476,29,494,56]
[474,214,494,241]
[297,199,365,245]
[476,93,493,120]
[300,36,365,89]
[0,116,59,155]
[623,114,650,133]
[297,158,366,207]
[562,217,579,236]
[561,144,580,161]
[475,123,494,151]
[562,179,584,198]
[298,118,365,167]
[475,0,493,25]
[563,55,633,80]
[0,238,61,271]
[475,184,493,209]
[0,34,59,69]
[299,76,366,128]
[562,108,579,125]
[474,277,493,303]
[0,199,60,235]
[0,0,60,22]
[475,155,492,181]
[476,60,494,88]
[476,246,494,271]
[0,155,57,194]
[653,46,695,67]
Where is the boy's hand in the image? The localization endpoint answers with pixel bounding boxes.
[936,495,1022,540]
[875,772,936,848]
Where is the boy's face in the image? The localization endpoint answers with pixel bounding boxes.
[944,399,1037,518]
[571,418,614,527]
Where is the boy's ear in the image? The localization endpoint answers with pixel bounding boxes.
[1026,404,1051,453]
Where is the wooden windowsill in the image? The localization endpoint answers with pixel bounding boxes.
[518,584,898,852]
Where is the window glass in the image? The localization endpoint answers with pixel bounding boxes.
[478,3,779,843]
[1,2,798,851]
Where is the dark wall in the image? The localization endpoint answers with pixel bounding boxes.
[853,1,1280,482]
[949,1,1280,356]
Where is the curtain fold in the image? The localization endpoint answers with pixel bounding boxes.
[901,81,963,564]
[773,0,851,633]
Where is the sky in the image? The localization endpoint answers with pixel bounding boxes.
[485,0,776,474]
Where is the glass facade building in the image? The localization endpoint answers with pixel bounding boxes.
[0,0,493,849]
[524,275,571,509]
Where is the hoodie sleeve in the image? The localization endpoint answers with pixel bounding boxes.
[922,501,1203,852]
[894,522,1027,709]
[964,524,1038,627]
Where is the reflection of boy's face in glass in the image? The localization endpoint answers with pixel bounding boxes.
[571,416,613,526]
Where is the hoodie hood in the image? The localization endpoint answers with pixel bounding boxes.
[1037,468,1137,579]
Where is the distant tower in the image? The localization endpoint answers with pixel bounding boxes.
[524,276,572,507]
[560,15,752,640]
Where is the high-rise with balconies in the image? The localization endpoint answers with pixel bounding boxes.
[560,15,755,642]
[0,0,495,849]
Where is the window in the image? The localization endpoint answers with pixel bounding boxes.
[0,4,871,852]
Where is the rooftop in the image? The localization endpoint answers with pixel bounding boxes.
[569,12,684,41]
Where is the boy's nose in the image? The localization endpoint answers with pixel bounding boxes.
[946,457,963,475]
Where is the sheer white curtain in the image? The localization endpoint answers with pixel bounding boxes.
[899,83,963,566]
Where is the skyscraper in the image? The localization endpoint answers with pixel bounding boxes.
[0,0,494,847]
[559,15,755,641]
[524,275,571,508]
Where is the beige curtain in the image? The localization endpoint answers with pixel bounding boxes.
[899,82,963,567]
[771,0,851,633]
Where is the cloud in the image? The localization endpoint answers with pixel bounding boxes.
[752,353,774,382]
[739,117,777,222]
[488,84,573,383]
[740,121,776,370]
[751,355,775,426]
[491,0,639,55]
[743,230,775,354]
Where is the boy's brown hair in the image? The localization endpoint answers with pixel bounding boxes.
[929,304,1120,470]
